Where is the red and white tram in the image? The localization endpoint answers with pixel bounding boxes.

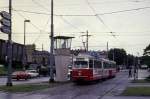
[71,54,117,82]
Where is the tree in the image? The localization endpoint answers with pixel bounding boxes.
[144,44,150,56]
[141,44,150,68]
[127,54,134,67]
[108,48,127,65]
[140,56,150,67]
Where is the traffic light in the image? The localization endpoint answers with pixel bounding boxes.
[0,11,11,34]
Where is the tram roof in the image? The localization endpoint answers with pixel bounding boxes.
[75,53,116,63]
[76,53,94,59]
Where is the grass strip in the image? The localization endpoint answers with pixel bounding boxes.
[131,79,150,83]
[122,87,150,96]
[0,82,66,93]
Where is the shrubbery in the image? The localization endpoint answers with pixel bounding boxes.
[0,67,7,76]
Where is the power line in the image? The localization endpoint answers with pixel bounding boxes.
[59,16,82,32]
[12,6,150,16]
[12,9,50,15]
[31,0,50,12]
[13,3,51,44]
[86,0,117,38]
[11,31,150,35]
[98,6,150,15]
[13,9,49,44]
[33,17,50,43]
[88,0,150,4]
[14,10,45,32]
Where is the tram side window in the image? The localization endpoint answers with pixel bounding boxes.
[103,62,107,68]
[104,62,109,69]
[112,64,116,68]
[94,60,102,68]
[89,60,93,68]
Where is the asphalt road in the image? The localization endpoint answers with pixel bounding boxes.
[0,76,50,85]
[31,71,129,99]
[0,70,149,99]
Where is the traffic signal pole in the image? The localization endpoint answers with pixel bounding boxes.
[6,0,13,86]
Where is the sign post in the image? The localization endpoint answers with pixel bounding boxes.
[0,0,13,86]
[0,11,11,34]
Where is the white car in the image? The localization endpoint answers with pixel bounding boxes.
[26,70,39,78]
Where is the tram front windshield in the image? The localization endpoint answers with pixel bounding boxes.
[74,61,88,68]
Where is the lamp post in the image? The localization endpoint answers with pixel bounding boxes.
[23,19,30,70]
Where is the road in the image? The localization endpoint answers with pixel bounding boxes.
[32,70,129,99]
[0,70,133,99]
[0,70,149,99]
[0,76,50,85]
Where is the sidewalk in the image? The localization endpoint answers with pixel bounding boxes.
[103,96,150,99]
[103,69,150,99]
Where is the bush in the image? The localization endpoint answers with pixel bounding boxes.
[0,67,7,76]
[145,75,150,81]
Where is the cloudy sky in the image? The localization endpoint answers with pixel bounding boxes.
[0,0,150,56]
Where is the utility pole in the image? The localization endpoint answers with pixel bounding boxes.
[86,30,89,51]
[107,42,109,59]
[6,0,12,86]
[82,42,86,51]
[42,44,43,51]
[82,30,91,52]
[49,0,54,82]
[113,49,115,61]
[137,52,140,79]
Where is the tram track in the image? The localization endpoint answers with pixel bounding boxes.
[97,71,129,99]
[20,71,129,99]
[71,71,128,99]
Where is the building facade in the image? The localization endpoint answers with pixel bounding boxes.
[0,39,53,69]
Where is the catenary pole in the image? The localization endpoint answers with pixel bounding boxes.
[49,0,54,82]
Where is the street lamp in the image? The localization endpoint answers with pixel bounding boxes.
[23,19,30,70]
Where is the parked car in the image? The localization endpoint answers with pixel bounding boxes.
[12,71,30,80]
[26,70,39,78]
[141,64,148,69]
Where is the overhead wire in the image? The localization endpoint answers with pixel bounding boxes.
[59,16,82,32]
[33,17,50,43]
[31,0,51,44]
[86,0,117,38]
[12,8,49,44]
[98,6,150,15]
[12,6,150,16]
[5,0,150,51]
[14,9,44,31]
[31,0,83,45]
[31,0,50,12]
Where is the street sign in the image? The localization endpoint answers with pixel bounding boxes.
[0,11,11,20]
[0,11,11,34]
[0,18,11,27]
[0,26,10,34]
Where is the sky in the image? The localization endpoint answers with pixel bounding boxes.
[0,0,150,56]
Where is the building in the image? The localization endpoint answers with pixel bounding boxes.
[0,39,53,69]
[0,39,24,68]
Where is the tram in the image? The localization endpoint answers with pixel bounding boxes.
[71,54,117,82]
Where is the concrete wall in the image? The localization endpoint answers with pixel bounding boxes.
[55,48,71,82]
